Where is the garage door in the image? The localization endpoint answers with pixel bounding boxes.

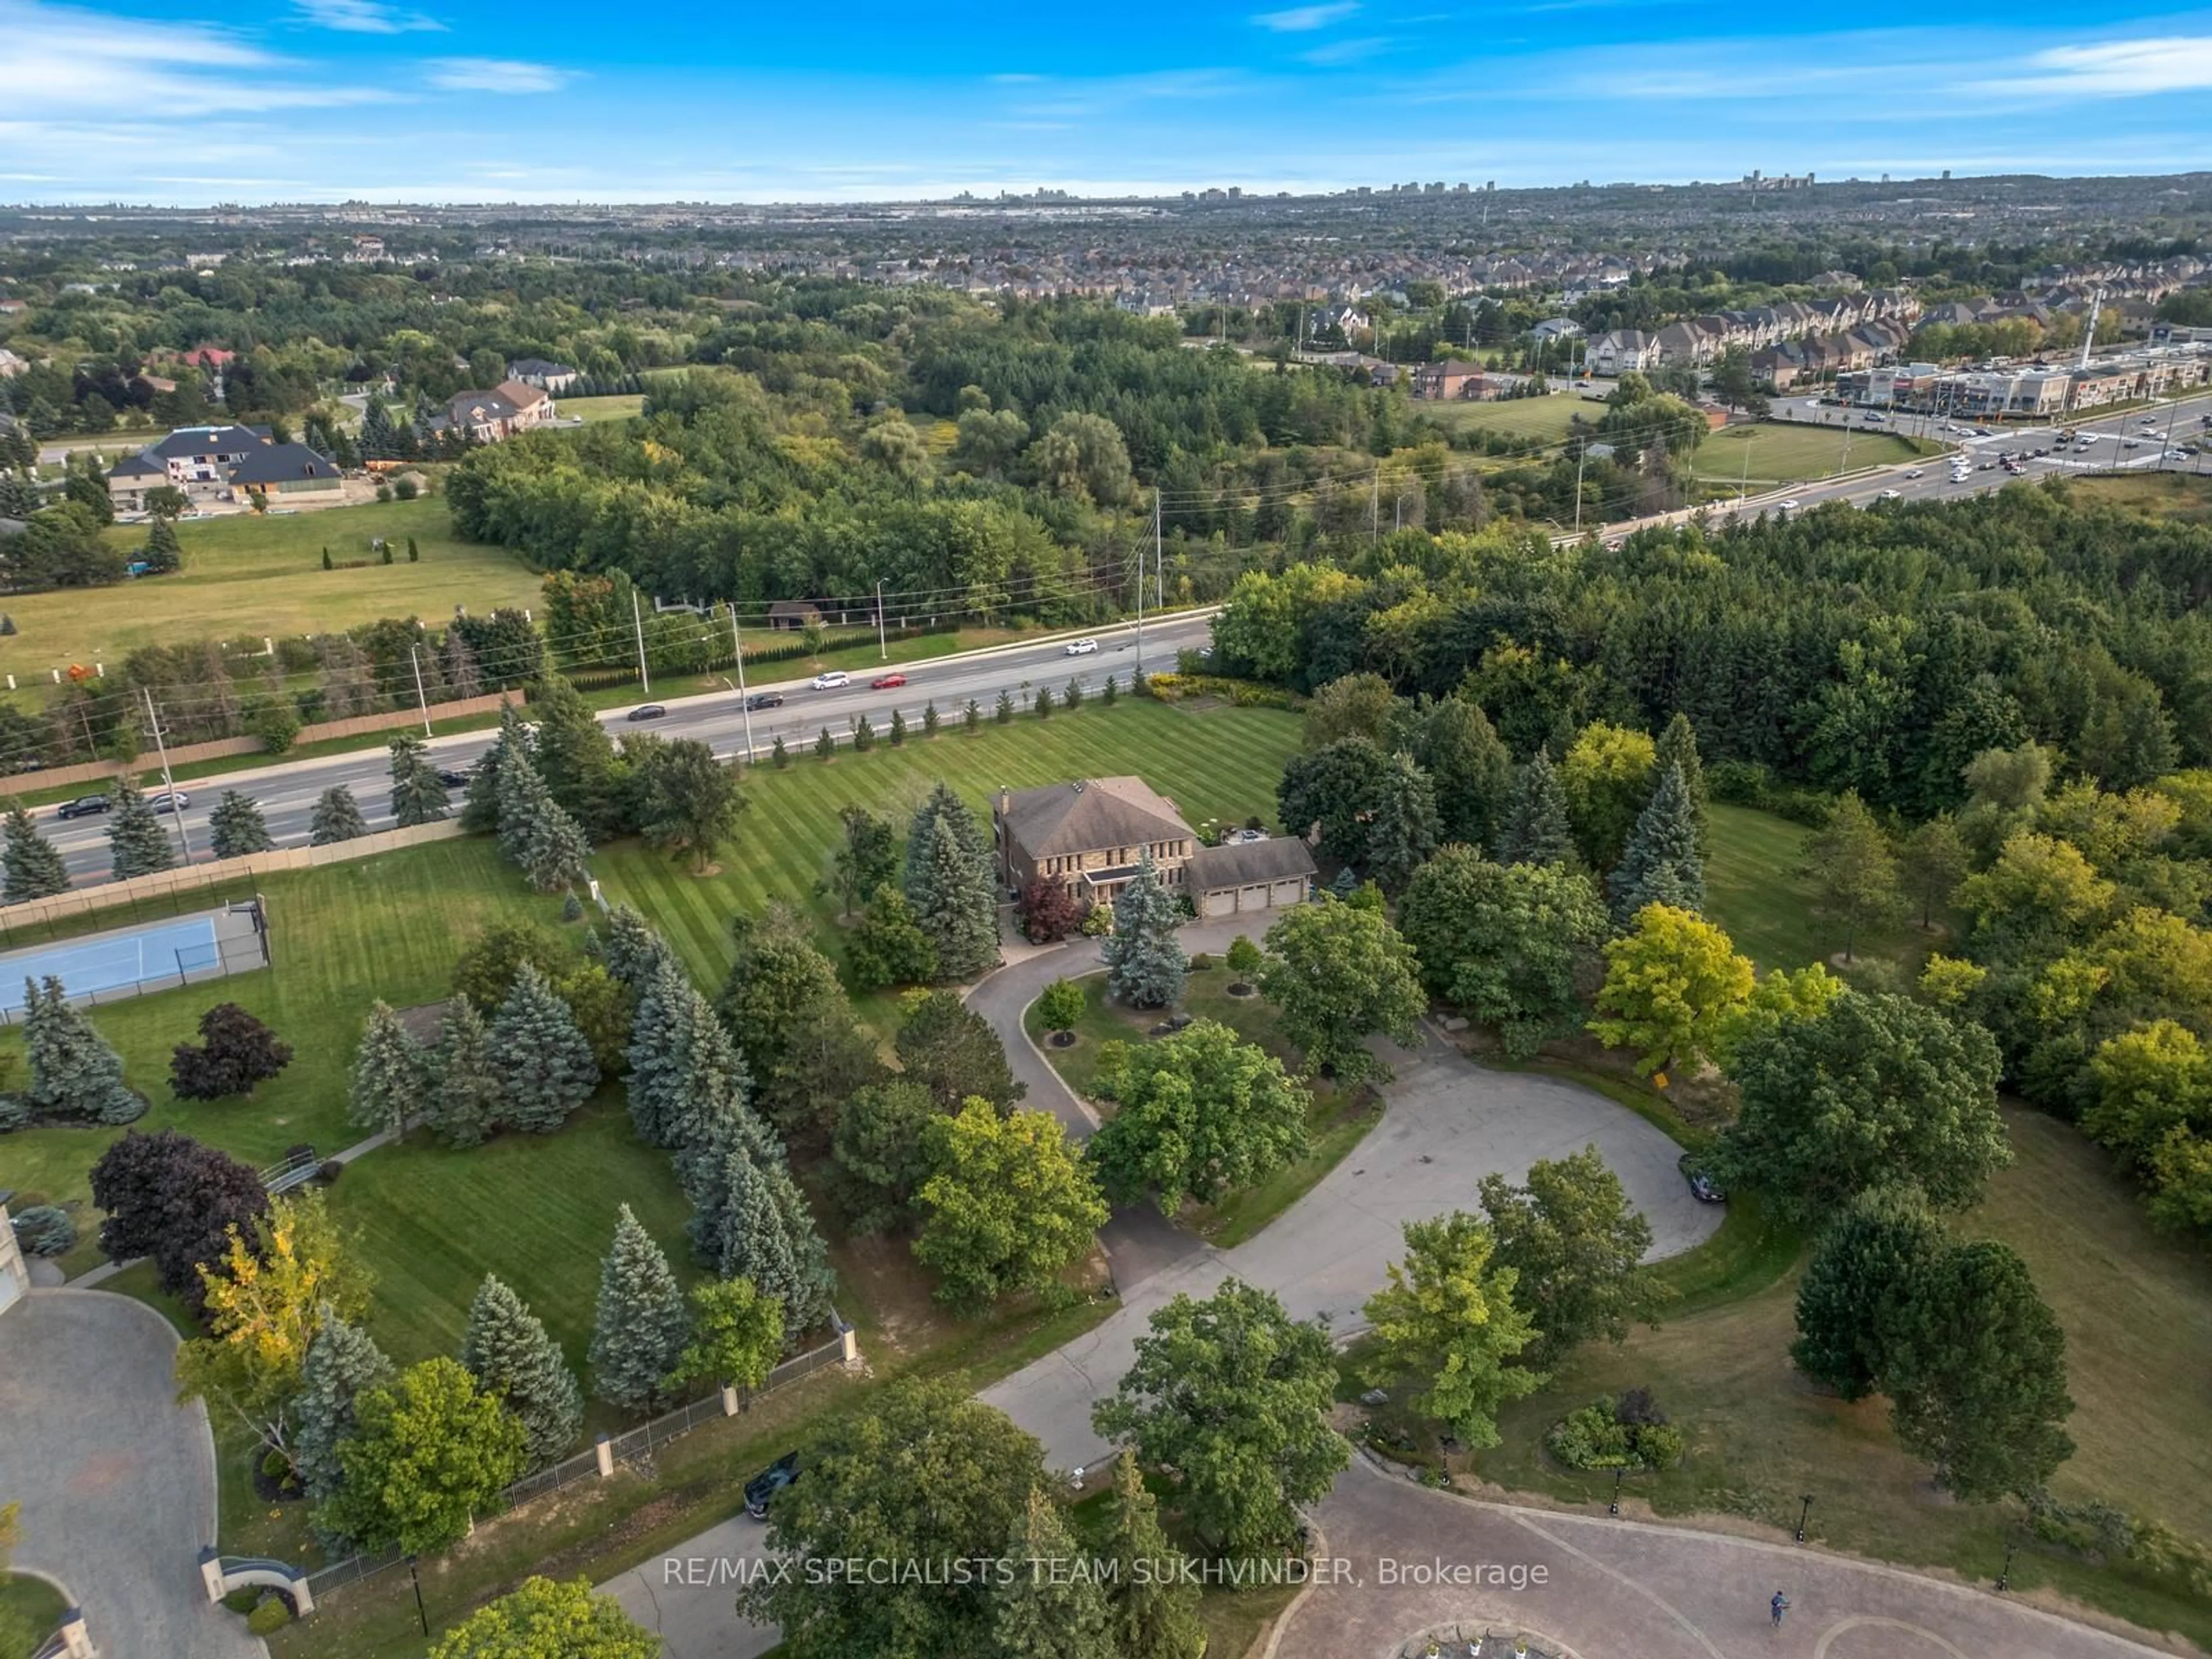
[1240,884,1268,911]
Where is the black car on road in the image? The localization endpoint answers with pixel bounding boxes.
[744,691,786,711]
[56,794,111,820]
[744,1451,800,1518]
[1679,1152,1726,1205]
[627,703,667,722]
[436,768,473,789]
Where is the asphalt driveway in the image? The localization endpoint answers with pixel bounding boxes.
[0,1289,262,1659]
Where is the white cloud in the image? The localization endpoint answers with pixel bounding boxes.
[426,58,578,94]
[0,0,391,116]
[1253,1,1358,31]
[1970,36,2212,98]
[1304,35,1391,65]
[291,0,444,32]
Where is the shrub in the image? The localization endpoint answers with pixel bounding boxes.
[1081,901,1115,937]
[1226,935,1263,979]
[11,1203,75,1257]
[317,1160,344,1185]
[169,1003,294,1101]
[1546,1393,1684,1471]
[1190,952,1214,971]
[1036,979,1086,1035]
[0,1094,27,1132]
[246,1595,293,1635]
[393,477,419,502]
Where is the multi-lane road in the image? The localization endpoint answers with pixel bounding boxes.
[39,614,1216,884]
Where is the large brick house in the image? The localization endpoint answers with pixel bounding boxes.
[994,775,1314,917]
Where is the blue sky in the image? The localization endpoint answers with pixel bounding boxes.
[4,0,2212,203]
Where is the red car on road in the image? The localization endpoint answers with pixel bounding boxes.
[870,672,908,690]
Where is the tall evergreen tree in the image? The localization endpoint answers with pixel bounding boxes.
[142,514,183,574]
[462,1275,585,1468]
[532,675,625,839]
[107,779,175,880]
[487,963,597,1134]
[680,1113,834,1331]
[1653,711,1710,854]
[208,790,274,858]
[2,804,69,902]
[1365,750,1441,895]
[514,775,594,893]
[1102,853,1187,1009]
[309,784,369,846]
[1494,751,1574,869]
[904,805,1001,982]
[293,1309,395,1509]
[388,729,450,827]
[1412,697,1514,853]
[588,1205,692,1414]
[347,999,428,1138]
[424,995,500,1148]
[627,952,752,1152]
[1097,1452,1206,1659]
[598,903,675,994]
[461,705,527,834]
[21,976,140,1123]
[992,1488,1117,1659]
[1607,760,1705,925]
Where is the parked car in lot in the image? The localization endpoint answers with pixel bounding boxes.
[1679,1153,1726,1205]
[745,1452,800,1519]
[1064,637,1100,656]
[150,791,190,814]
[811,671,850,691]
[627,703,667,722]
[744,691,786,711]
[56,794,111,820]
[869,672,908,690]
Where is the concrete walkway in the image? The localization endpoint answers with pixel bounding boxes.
[0,1290,262,1659]
[1275,1456,2174,1659]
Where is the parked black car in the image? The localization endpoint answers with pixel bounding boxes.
[56,795,111,820]
[1678,1152,1726,1205]
[744,691,785,711]
[627,703,667,723]
[744,1451,800,1518]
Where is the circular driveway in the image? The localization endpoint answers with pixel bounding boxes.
[0,1290,262,1659]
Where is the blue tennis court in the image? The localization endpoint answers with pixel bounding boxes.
[0,915,223,1013]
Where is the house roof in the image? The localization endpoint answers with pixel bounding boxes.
[447,388,520,426]
[107,452,168,479]
[494,378,548,408]
[1187,837,1317,891]
[228,442,342,486]
[766,599,824,619]
[147,424,264,459]
[507,357,575,377]
[998,776,1190,861]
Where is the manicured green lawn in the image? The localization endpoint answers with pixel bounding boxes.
[1702,802,1932,976]
[0,498,541,686]
[0,839,565,1275]
[596,699,1302,1026]
[0,1573,69,1647]
[1692,421,1924,487]
[558,395,645,423]
[1459,1105,2212,1648]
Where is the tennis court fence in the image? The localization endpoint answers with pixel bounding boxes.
[0,898,270,1024]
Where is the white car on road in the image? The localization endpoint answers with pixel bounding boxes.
[811,670,850,691]
[1063,638,1099,656]
[1777,498,1801,512]
[1878,488,1903,501]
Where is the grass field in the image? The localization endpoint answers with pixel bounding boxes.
[0,838,565,1275]
[558,395,645,424]
[0,498,541,681]
[0,1573,68,1648]
[596,699,1303,1026]
[2071,470,2212,522]
[1416,392,1605,446]
[1703,801,1934,976]
[1692,421,1926,487]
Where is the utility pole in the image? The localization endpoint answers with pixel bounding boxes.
[1573,436,1588,535]
[1370,469,1380,546]
[875,578,888,661]
[1135,494,1155,675]
[141,687,191,861]
[630,588,650,697]
[727,603,754,762]
[408,645,432,736]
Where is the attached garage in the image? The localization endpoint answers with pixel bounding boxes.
[1190,838,1317,920]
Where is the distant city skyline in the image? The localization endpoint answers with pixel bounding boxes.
[5,0,2212,204]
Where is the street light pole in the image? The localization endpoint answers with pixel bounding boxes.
[140,688,191,861]
[407,1554,429,1635]
[1795,1494,1813,1543]
[874,578,888,662]
[1996,1535,2018,1593]
[630,587,650,698]
[727,603,754,763]
[409,645,432,737]
[1609,1466,1623,1516]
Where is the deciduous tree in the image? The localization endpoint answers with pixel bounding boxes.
[320,1357,527,1554]
[627,736,744,872]
[88,1128,267,1317]
[1804,790,1900,963]
[428,1577,657,1659]
[169,1002,292,1101]
[1258,898,1423,1085]
[827,805,897,918]
[915,1100,1106,1309]
[1090,1020,1309,1213]
[830,1078,940,1234]
[1399,847,1605,1057]
[1790,1183,1949,1400]
[1589,904,1753,1077]
[1362,1212,1544,1448]
[1480,1147,1668,1368]
[896,988,1024,1110]
[1560,722,1655,871]
[667,1276,783,1394]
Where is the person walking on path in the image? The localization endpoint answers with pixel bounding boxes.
[1771,1590,1790,1628]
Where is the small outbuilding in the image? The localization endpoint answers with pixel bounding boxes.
[1187,836,1316,919]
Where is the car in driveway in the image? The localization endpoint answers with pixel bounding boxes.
[869,672,908,690]
[150,790,190,814]
[744,691,786,711]
[811,670,850,691]
[1679,1153,1726,1205]
[1064,637,1100,656]
[56,794,111,820]
[745,1452,800,1518]
[626,703,666,722]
